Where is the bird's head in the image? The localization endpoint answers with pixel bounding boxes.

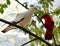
[29,5,38,14]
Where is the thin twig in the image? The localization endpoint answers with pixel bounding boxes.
[15,0,29,10]
[52,32,56,45]
[0,18,52,46]
[21,38,37,46]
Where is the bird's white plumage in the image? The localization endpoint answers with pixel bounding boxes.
[1,6,38,33]
[15,6,37,27]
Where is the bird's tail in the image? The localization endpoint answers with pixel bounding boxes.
[45,29,53,40]
[1,26,17,33]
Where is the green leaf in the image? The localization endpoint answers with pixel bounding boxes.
[45,0,49,8]
[29,35,34,40]
[31,20,36,26]
[38,31,43,36]
[0,4,7,14]
[53,8,60,15]
[53,27,59,41]
[6,0,10,5]
[41,44,46,46]
[0,7,4,14]
[33,28,39,35]
[39,1,43,4]
[49,1,53,6]
[35,40,39,44]
[56,40,60,44]
[30,43,34,46]
[37,10,44,18]
[41,25,44,30]
[2,4,7,8]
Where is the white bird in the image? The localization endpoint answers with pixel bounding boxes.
[1,5,38,33]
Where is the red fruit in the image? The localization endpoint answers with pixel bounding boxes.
[42,14,54,40]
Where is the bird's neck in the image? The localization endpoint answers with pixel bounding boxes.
[28,10,35,14]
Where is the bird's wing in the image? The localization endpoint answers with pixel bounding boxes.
[1,9,33,33]
[15,17,24,24]
[1,17,25,33]
[1,26,17,33]
[15,13,25,22]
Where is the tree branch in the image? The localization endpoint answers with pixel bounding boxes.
[21,38,37,46]
[0,18,52,46]
[15,0,29,10]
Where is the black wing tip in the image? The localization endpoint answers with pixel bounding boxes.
[1,31,6,33]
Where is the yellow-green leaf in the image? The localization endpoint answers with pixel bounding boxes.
[6,0,10,5]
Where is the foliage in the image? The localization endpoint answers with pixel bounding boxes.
[28,0,60,46]
[0,0,10,14]
[53,8,60,15]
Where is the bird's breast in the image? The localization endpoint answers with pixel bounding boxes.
[18,15,32,27]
